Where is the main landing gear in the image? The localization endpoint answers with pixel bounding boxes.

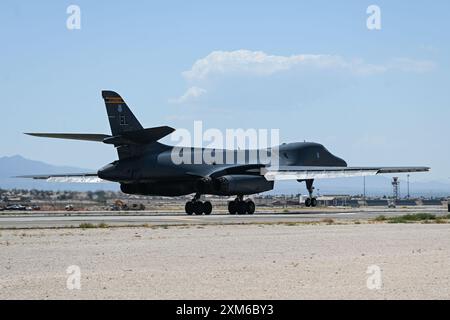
[304,179,318,208]
[227,195,255,215]
[185,193,212,215]
[185,194,256,215]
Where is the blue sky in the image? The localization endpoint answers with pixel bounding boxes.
[1,1,449,181]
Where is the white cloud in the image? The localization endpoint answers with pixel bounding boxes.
[388,58,436,73]
[182,50,435,80]
[169,86,207,104]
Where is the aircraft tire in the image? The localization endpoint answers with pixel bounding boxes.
[237,201,247,215]
[311,198,318,207]
[203,201,212,215]
[245,200,255,214]
[305,198,311,207]
[185,201,194,215]
[228,201,237,215]
[194,201,204,215]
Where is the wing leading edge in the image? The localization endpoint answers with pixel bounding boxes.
[16,173,105,183]
[261,166,430,181]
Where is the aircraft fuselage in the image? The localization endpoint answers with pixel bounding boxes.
[97,142,347,196]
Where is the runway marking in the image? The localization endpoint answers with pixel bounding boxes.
[170,217,203,222]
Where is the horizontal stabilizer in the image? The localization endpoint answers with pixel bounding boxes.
[16,173,106,183]
[103,126,175,145]
[25,133,110,142]
[25,126,175,145]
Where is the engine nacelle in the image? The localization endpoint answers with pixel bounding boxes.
[213,175,273,195]
[194,177,213,193]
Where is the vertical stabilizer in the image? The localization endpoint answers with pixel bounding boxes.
[102,90,143,136]
[102,90,144,159]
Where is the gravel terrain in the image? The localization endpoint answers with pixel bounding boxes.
[1,223,449,299]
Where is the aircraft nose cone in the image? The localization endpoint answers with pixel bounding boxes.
[336,157,347,167]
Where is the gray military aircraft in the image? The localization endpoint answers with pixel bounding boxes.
[21,91,430,215]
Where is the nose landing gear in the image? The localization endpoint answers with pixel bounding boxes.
[304,179,318,208]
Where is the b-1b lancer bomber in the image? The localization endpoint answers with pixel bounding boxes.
[21,91,430,215]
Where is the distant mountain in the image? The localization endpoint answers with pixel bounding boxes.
[1,155,449,196]
[0,155,118,191]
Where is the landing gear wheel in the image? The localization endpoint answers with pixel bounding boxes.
[305,198,311,207]
[193,201,203,215]
[304,179,316,208]
[185,201,194,215]
[245,200,255,214]
[237,201,247,215]
[203,201,212,215]
[228,201,237,215]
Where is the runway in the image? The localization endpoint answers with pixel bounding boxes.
[0,206,447,229]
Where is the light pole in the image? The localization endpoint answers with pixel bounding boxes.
[407,174,410,199]
[363,176,366,202]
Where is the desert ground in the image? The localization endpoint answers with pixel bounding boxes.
[1,222,449,299]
